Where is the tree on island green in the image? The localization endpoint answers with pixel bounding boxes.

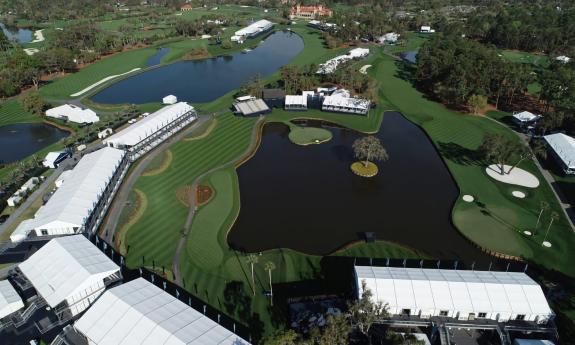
[351,136,389,177]
[479,133,529,175]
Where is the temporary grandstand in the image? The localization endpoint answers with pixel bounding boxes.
[233,97,271,116]
[0,280,24,320]
[18,235,121,318]
[103,102,197,160]
[10,147,127,242]
[317,48,370,74]
[231,19,273,43]
[285,95,308,111]
[46,104,99,124]
[74,278,251,345]
[322,95,370,115]
[355,266,554,324]
[544,133,575,175]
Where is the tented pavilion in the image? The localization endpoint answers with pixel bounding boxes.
[10,147,126,242]
[18,235,120,318]
[355,266,554,324]
[512,111,540,128]
[0,280,24,320]
[544,133,575,175]
[322,95,370,115]
[285,95,308,111]
[74,278,251,345]
[46,104,100,124]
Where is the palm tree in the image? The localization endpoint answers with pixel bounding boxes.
[264,261,276,306]
[534,201,549,233]
[352,136,389,168]
[246,254,258,296]
[542,212,559,245]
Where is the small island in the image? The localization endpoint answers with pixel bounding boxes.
[351,135,389,177]
[288,125,333,146]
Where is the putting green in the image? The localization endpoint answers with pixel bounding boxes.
[288,126,332,146]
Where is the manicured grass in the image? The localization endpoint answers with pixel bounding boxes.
[0,100,42,127]
[351,161,378,177]
[373,51,575,276]
[287,125,332,145]
[500,50,550,68]
[268,108,383,134]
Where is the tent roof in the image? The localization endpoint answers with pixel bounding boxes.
[104,102,194,147]
[30,147,125,232]
[544,133,575,169]
[234,99,269,115]
[235,19,273,36]
[0,280,24,319]
[46,104,99,124]
[513,111,539,122]
[19,235,119,307]
[285,95,307,106]
[74,278,251,345]
[355,266,553,317]
[323,95,370,110]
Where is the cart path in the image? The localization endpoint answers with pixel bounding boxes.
[172,117,264,285]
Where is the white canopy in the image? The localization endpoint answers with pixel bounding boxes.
[43,151,67,168]
[322,95,370,113]
[46,104,99,124]
[28,147,125,234]
[355,266,554,323]
[163,95,178,105]
[74,278,251,345]
[513,111,539,123]
[235,19,273,37]
[19,235,119,308]
[317,48,370,74]
[104,102,195,148]
[0,280,24,319]
[544,133,575,170]
[285,95,307,108]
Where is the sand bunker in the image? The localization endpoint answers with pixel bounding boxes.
[462,195,474,202]
[512,191,526,198]
[486,165,539,188]
[359,65,372,74]
[70,68,141,97]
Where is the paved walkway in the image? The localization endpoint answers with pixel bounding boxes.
[171,116,264,285]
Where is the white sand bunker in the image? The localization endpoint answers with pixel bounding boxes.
[23,48,39,56]
[486,165,540,188]
[462,195,474,202]
[542,241,552,248]
[70,68,141,97]
[32,29,44,43]
[512,191,526,198]
[359,65,372,74]
[523,230,532,236]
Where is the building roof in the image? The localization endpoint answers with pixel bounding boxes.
[317,48,370,74]
[104,102,195,147]
[46,104,99,124]
[234,99,270,116]
[285,95,307,107]
[262,88,285,99]
[235,19,273,37]
[44,151,66,166]
[544,133,575,170]
[355,266,553,317]
[28,147,125,232]
[19,235,119,308]
[0,280,24,319]
[513,111,539,122]
[323,95,370,110]
[74,278,251,345]
[290,4,332,16]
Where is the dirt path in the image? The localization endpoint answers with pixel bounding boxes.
[171,116,265,284]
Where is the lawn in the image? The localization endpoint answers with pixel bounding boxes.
[0,100,42,127]
[287,125,333,145]
[499,50,550,68]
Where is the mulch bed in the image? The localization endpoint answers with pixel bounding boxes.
[197,185,213,205]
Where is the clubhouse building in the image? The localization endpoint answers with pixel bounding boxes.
[289,4,332,19]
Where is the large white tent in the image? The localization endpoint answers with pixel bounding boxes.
[74,278,251,345]
[0,280,24,319]
[103,102,195,150]
[544,133,575,174]
[10,147,125,241]
[234,19,273,39]
[19,235,120,316]
[355,266,554,324]
[322,95,370,115]
[46,104,99,124]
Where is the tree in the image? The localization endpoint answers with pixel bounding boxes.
[352,136,389,168]
[20,92,47,115]
[261,329,299,345]
[479,133,526,175]
[246,254,258,296]
[467,94,488,115]
[311,315,352,345]
[506,145,532,175]
[264,261,276,306]
[349,280,388,344]
[534,201,549,234]
[542,212,559,245]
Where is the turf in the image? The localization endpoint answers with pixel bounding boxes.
[287,125,333,145]
[0,100,42,127]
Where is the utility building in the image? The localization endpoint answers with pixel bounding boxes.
[354,266,554,324]
[18,235,121,319]
[74,278,251,345]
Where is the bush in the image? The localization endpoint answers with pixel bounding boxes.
[221,40,233,49]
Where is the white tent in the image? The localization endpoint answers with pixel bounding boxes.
[0,280,24,319]
[513,111,540,124]
[544,133,575,174]
[19,235,120,316]
[43,151,68,169]
[234,19,273,38]
[74,278,251,345]
[162,95,178,105]
[103,102,195,149]
[322,95,370,115]
[10,147,125,240]
[317,48,370,74]
[355,266,554,324]
[46,104,99,124]
[285,95,308,110]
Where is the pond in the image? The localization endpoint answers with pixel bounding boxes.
[0,123,69,164]
[91,31,304,104]
[228,112,492,263]
[146,47,170,67]
[0,22,33,43]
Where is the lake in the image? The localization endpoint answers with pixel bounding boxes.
[0,22,33,43]
[228,112,493,263]
[91,31,304,104]
[0,123,69,164]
